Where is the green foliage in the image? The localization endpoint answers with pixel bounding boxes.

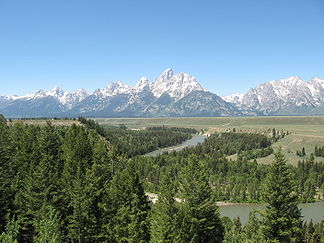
[33,206,62,243]
[302,220,324,243]
[261,151,303,243]
[0,116,13,232]
[103,125,195,157]
[314,145,324,157]
[200,132,272,155]
[243,211,265,243]
[61,125,97,241]
[150,175,180,243]
[0,114,322,242]
[223,217,245,243]
[296,158,324,202]
[178,155,224,242]
[101,162,151,242]
[222,213,266,243]
[0,214,19,243]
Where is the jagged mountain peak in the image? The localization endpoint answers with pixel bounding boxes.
[156,68,174,82]
[2,70,322,118]
[99,81,131,96]
[309,77,324,85]
[226,75,324,115]
[135,77,150,91]
[46,85,64,97]
[269,76,304,87]
[222,93,244,104]
[151,68,204,100]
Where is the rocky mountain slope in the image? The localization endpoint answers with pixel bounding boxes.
[223,76,324,115]
[1,71,323,117]
[0,68,240,117]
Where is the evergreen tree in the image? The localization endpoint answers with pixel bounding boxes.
[101,162,150,242]
[150,174,179,243]
[223,217,244,243]
[22,122,63,211]
[0,115,13,232]
[302,147,306,157]
[33,206,62,243]
[61,125,95,242]
[11,124,41,241]
[261,151,303,243]
[178,155,224,243]
[0,214,20,243]
[243,211,265,243]
[85,138,115,240]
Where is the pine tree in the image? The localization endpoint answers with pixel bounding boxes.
[302,147,306,157]
[223,217,244,243]
[85,138,115,240]
[61,125,95,242]
[150,174,180,243]
[243,211,265,243]
[0,214,20,243]
[11,124,41,241]
[101,162,150,242]
[261,151,303,243]
[33,206,62,243]
[22,122,63,211]
[12,122,64,241]
[178,155,224,243]
[0,115,14,232]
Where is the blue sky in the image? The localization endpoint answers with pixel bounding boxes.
[0,0,323,96]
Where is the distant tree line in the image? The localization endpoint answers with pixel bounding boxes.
[132,132,324,203]
[199,132,272,155]
[78,117,197,157]
[314,145,324,157]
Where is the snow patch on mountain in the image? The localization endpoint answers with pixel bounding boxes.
[228,76,324,115]
[150,68,204,100]
[222,93,244,104]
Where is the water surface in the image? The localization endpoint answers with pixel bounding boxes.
[144,134,206,157]
[219,201,324,224]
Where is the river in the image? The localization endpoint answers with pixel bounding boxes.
[219,201,324,224]
[144,134,324,224]
[144,134,206,157]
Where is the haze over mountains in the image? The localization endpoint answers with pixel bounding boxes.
[1,68,323,117]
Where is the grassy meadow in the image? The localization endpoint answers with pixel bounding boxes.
[9,119,80,126]
[95,116,324,165]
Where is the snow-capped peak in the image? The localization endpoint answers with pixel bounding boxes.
[151,69,204,100]
[309,77,324,86]
[270,76,303,87]
[99,81,131,97]
[46,86,64,97]
[156,68,174,84]
[134,77,150,92]
[222,93,244,104]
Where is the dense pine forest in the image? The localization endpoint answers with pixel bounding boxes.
[0,115,323,242]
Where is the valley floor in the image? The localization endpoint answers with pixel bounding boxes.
[95,116,324,165]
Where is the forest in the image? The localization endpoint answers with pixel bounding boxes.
[78,117,196,157]
[0,115,323,242]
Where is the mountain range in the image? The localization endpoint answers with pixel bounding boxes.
[222,76,324,115]
[0,68,323,117]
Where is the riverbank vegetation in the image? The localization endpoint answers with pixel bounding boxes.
[0,115,323,242]
[79,116,196,157]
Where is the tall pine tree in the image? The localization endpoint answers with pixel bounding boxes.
[61,125,95,242]
[101,161,151,242]
[178,155,224,243]
[0,115,13,233]
[150,174,180,243]
[261,151,303,243]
